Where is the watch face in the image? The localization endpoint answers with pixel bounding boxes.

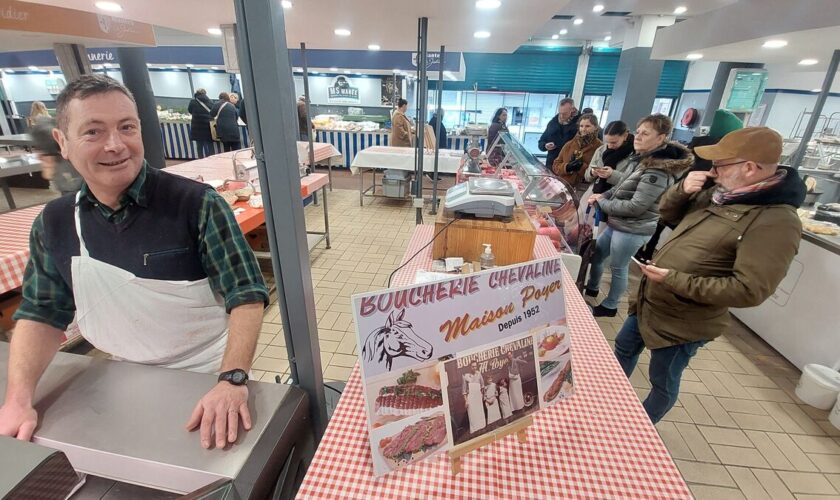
[232,371,248,384]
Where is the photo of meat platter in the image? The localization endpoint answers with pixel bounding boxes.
[371,412,449,474]
[365,361,444,428]
[538,351,573,407]
[532,322,571,362]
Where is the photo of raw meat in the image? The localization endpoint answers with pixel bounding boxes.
[377,413,448,471]
[366,363,444,428]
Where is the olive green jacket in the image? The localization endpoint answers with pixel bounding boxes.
[630,167,806,348]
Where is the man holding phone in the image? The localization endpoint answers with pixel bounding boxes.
[615,127,806,424]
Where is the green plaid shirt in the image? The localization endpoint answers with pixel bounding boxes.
[14,163,268,330]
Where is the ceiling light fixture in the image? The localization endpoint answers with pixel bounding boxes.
[685,53,703,60]
[281,0,292,8]
[93,65,102,70]
[799,58,819,66]
[573,18,583,25]
[551,34,559,40]
[95,1,122,12]
[762,39,788,48]
[673,6,687,15]
[330,67,338,71]
[343,70,350,74]
[28,65,38,71]
[559,28,568,35]
[604,35,611,41]
[475,0,501,9]
[170,65,179,69]
[811,88,822,92]
[103,63,111,68]
[185,64,194,68]
[368,44,381,50]
[207,27,222,36]
[593,4,604,13]
[474,31,491,38]
[334,28,351,36]
[211,66,219,70]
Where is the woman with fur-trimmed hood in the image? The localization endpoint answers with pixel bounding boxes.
[584,114,694,318]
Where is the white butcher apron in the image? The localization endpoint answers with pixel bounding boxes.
[510,373,525,411]
[499,386,513,419]
[484,384,501,424]
[70,192,229,374]
[466,380,486,434]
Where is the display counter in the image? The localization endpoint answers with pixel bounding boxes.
[296,226,691,499]
[732,231,840,370]
[0,342,314,498]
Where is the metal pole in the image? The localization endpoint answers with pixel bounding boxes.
[430,46,445,216]
[301,43,317,179]
[789,49,840,169]
[392,73,398,108]
[233,0,327,440]
[187,67,195,95]
[414,17,429,224]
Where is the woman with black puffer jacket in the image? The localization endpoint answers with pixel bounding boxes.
[584,114,693,318]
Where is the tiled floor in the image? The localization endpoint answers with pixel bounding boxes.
[6,171,840,498]
[251,185,840,500]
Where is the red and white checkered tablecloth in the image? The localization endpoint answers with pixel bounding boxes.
[0,205,43,295]
[297,225,691,499]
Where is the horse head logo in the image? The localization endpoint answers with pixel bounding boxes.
[362,309,432,371]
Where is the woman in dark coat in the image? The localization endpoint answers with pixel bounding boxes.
[188,89,215,158]
[486,107,509,166]
[210,92,241,152]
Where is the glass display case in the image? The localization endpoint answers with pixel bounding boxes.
[494,132,582,254]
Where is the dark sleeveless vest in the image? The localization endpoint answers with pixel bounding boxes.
[42,167,212,290]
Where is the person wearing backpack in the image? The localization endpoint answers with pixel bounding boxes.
[188,89,215,158]
[210,92,242,152]
[584,114,693,318]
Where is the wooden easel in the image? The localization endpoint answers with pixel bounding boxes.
[448,415,533,476]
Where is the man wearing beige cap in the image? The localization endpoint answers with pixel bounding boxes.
[611,127,806,424]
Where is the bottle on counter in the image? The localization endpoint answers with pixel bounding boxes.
[480,243,496,270]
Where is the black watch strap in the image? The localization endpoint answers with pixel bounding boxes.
[218,369,249,386]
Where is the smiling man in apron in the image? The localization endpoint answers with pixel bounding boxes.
[0,75,269,450]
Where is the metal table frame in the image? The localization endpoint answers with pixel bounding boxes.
[357,167,448,206]
[0,160,42,210]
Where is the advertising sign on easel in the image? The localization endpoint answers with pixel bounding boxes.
[351,257,574,477]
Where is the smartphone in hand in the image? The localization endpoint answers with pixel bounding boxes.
[631,256,647,267]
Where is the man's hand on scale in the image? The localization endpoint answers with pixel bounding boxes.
[0,402,38,441]
[186,382,252,449]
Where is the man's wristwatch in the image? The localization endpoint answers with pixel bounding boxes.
[218,369,249,386]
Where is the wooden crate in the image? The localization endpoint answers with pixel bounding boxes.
[432,208,536,266]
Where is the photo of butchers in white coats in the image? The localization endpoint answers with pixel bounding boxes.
[443,336,538,446]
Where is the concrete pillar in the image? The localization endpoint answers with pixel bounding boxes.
[116,47,165,170]
[606,15,675,127]
[700,61,765,128]
[570,42,591,104]
[53,43,92,82]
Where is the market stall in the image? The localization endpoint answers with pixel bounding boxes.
[0,153,41,210]
[315,129,485,168]
[350,145,463,205]
[296,226,691,499]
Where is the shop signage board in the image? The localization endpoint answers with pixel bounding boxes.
[0,0,156,46]
[327,75,360,104]
[352,257,573,477]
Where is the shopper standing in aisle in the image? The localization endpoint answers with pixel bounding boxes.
[27,101,50,127]
[538,98,580,170]
[187,89,215,159]
[585,114,693,318]
[551,113,602,195]
[580,120,635,220]
[617,127,805,424]
[428,110,448,150]
[0,75,269,450]
[390,98,413,147]
[636,109,743,261]
[486,107,509,166]
[210,92,242,152]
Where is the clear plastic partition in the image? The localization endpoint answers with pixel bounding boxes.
[492,132,582,254]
